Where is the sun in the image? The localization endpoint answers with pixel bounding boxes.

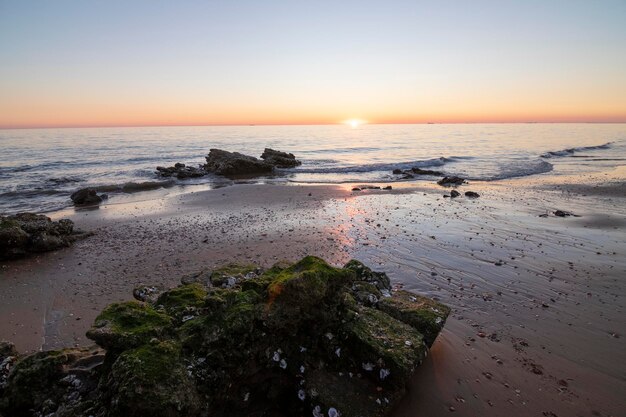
[344,119,366,128]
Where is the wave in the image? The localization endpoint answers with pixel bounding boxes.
[94,180,176,193]
[541,142,612,158]
[482,160,554,181]
[46,176,83,185]
[287,157,449,174]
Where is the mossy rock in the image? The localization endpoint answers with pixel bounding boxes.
[86,301,172,351]
[105,341,201,417]
[344,307,427,385]
[0,349,87,415]
[378,290,450,347]
[155,283,208,320]
[1,256,450,417]
[0,219,29,259]
[210,263,259,288]
[178,289,262,352]
[265,256,355,330]
[344,260,391,291]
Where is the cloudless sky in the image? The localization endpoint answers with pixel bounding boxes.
[1,0,625,128]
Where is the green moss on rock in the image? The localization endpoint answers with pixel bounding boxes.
[1,256,451,417]
[1,349,87,415]
[265,256,355,330]
[344,307,427,384]
[86,301,172,350]
[378,290,451,347]
[156,283,207,319]
[106,341,201,417]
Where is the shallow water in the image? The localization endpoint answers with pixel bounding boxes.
[1,123,625,214]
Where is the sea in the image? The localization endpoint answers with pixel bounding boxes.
[1,123,625,215]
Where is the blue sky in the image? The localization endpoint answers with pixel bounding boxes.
[1,0,625,127]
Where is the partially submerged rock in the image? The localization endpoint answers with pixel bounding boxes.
[392,167,444,178]
[204,149,274,177]
[0,213,88,260]
[437,176,465,186]
[260,148,301,168]
[0,257,450,417]
[156,163,207,179]
[70,188,106,205]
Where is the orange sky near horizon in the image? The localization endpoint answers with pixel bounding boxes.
[1,1,625,129]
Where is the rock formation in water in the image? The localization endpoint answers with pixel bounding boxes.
[156,163,207,179]
[70,188,107,206]
[0,257,450,417]
[260,148,302,168]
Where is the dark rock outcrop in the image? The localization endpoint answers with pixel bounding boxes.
[450,190,461,198]
[464,191,480,198]
[392,167,443,178]
[156,163,207,179]
[437,176,465,186]
[410,167,443,176]
[0,257,450,417]
[0,213,88,260]
[70,188,106,205]
[204,149,274,177]
[260,148,302,168]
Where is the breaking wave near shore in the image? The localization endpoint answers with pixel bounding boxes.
[0,124,624,214]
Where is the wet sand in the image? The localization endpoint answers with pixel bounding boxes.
[1,172,625,417]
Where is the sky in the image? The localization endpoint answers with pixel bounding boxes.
[1,0,625,128]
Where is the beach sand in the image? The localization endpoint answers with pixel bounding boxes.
[1,169,625,417]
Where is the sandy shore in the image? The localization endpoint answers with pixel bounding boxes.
[1,170,625,417]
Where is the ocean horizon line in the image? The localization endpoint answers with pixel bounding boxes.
[2,120,626,130]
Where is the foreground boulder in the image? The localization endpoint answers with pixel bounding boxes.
[260,148,302,168]
[0,213,89,260]
[0,257,450,417]
[204,149,274,177]
[70,188,107,206]
[156,163,207,179]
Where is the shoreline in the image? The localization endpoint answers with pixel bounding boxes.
[1,169,625,416]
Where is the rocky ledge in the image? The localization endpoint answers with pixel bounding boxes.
[260,148,302,168]
[156,148,302,179]
[156,163,207,179]
[0,213,90,260]
[0,256,449,417]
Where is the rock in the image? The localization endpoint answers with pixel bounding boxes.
[377,290,451,347]
[383,185,393,190]
[392,168,443,177]
[464,191,480,198]
[204,149,274,177]
[410,167,443,176]
[450,190,461,198]
[132,285,163,304]
[105,341,201,417]
[0,342,18,395]
[352,187,361,191]
[1,257,450,417]
[70,188,105,205]
[437,176,465,186]
[554,210,572,217]
[86,301,172,350]
[0,214,86,260]
[0,347,101,416]
[156,163,207,179]
[260,148,302,168]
